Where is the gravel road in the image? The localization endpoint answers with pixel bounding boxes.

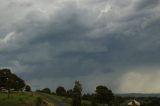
[36,93,66,106]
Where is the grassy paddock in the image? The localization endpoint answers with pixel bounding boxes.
[52,95,91,106]
[52,95,72,104]
[0,92,43,106]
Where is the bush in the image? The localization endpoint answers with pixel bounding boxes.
[56,86,66,96]
[41,88,51,94]
[25,85,31,92]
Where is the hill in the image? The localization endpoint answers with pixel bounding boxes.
[117,93,160,97]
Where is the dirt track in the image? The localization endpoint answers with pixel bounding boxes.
[37,93,66,106]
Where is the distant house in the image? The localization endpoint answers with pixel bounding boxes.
[128,100,140,106]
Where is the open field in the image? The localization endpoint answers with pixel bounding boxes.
[50,94,91,106]
[0,92,49,106]
[0,92,74,106]
[36,93,93,106]
[0,92,36,106]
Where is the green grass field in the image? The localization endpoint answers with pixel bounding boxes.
[51,95,91,106]
[0,92,45,106]
[0,92,98,106]
[50,95,105,106]
[51,95,72,106]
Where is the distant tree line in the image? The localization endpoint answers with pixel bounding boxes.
[0,69,115,105]
[38,82,160,106]
[36,88,51,94]
[3,68,159,106]
[113,96,160,106]
[36,81,115,106]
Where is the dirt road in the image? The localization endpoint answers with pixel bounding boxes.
[36,93,67,106]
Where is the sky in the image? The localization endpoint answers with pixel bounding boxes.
[0,0,160,93]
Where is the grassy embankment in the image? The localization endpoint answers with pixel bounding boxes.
[0,92,51,106]
[51,94,105,106]
[51,95,91,106]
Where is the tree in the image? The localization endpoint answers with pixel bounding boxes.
[41,88,51,94]
[90,99,98,106]
[35,89,41,92]
[66,89,73,97]
[56,86,66,96]
[72,81,82,106]
[11,74,25,91]
[0,69,26,98]
[25,85,31,92]
[0,69,25,91]
[95,85,114,106]
[82,93,92,101]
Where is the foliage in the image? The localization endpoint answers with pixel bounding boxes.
[41,88,51,94]
[25,85,31,92]
[90,100,98,106]
[72,81,82,106]
[95,85,114,105]
[82,93,92,101]
[113,96,160,106]
[66,89,73,97]
[36,89,41,92]
[0,68,25,97]
[56,86,66,96]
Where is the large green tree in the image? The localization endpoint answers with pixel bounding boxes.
[72,81,82,106]
[0,69,26,98]
[0,69,25,91]
[56,86,66,96]
[95,85,114,105]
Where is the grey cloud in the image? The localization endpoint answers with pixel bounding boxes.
[8,1,33,8]
[136,0,160,10]
[0,0,160,93]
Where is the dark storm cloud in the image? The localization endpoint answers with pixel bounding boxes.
[136,0,160,10]
[0,0,160,93]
